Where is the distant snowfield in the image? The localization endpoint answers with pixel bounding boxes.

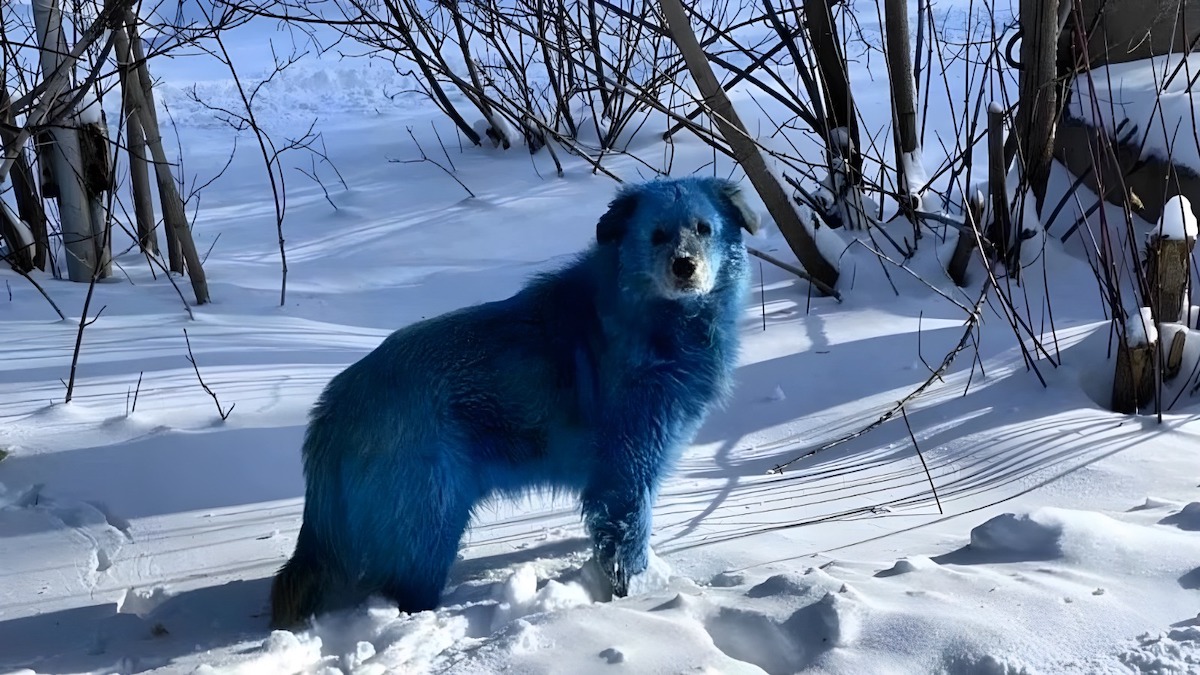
[2,3,1199,674]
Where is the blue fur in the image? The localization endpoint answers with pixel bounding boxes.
[271,175,754,626]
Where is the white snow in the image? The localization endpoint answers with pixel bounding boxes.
[900,147,927,206]
[2,3,1200,675]
[1069,53,1200,173]
[1154,195,1199,241]
[1127,306,1159,347]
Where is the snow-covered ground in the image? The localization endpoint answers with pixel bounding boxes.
[2,3,1199,674]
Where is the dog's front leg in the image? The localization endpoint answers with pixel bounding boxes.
[581,471,656,598]
[581,399,673,598]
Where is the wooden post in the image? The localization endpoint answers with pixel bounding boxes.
[1112,338,1155,413]
[659,0,839,292]
[1146,235,1191,324]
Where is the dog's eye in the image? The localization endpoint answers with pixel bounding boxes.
[651,229,669,246]
[697,221,712,236]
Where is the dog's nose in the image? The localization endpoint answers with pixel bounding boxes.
[672,257,696,279]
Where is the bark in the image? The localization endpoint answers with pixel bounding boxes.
[1112,337,1154,414]
[1145,235,1191,324]
[1166,330,1186,382]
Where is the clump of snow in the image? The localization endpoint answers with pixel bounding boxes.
[488,564,593,632]
[829,126,852,153]
[988,100,1005,115]
[472,115,518,149]
[818,156,876,232]
[796,203,851,270]
[1152,195,1199,242]
[901,147,928,207]
[1126,307,1159,347]
[879,555,939,576]
[0,202,34,253]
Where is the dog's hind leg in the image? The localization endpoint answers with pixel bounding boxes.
[345,449,480,615]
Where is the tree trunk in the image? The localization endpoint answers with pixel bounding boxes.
[949,190,985,286]
[31,0,95,282]
[884,0,921,206]
[803,0,862,184]
[987,105,1016,272]
[0,84,49,271]
[1014,0,1058,210]
[659,0,839,292]
[116,27,159,256]
[115,15,209,304]
[126,17,182,271]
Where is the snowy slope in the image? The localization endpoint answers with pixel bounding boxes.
[2,3,1199,675]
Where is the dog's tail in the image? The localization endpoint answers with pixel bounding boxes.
[269,523,328,629]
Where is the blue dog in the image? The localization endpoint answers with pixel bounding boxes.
[270,176,758,628]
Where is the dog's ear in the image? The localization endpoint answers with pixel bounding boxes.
[709,178,760,236]
[596,190,639,245]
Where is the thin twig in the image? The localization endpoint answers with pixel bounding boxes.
[901,406,943,514]
[183,328,234,421]
[747,246,842,302]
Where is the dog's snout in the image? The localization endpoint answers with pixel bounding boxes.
[672,256,697,279]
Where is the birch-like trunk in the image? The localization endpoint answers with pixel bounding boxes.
[116,25,159,256]
[126,16,181,270]
[31,0,95,281]
[114,15,210,304]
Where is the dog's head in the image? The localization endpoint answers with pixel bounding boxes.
[595,176,758,302]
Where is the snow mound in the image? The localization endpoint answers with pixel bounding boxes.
[450,604,769,675]
[149,60,425,130]
[966,512,1064,560]
[1160,502,1200,531]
